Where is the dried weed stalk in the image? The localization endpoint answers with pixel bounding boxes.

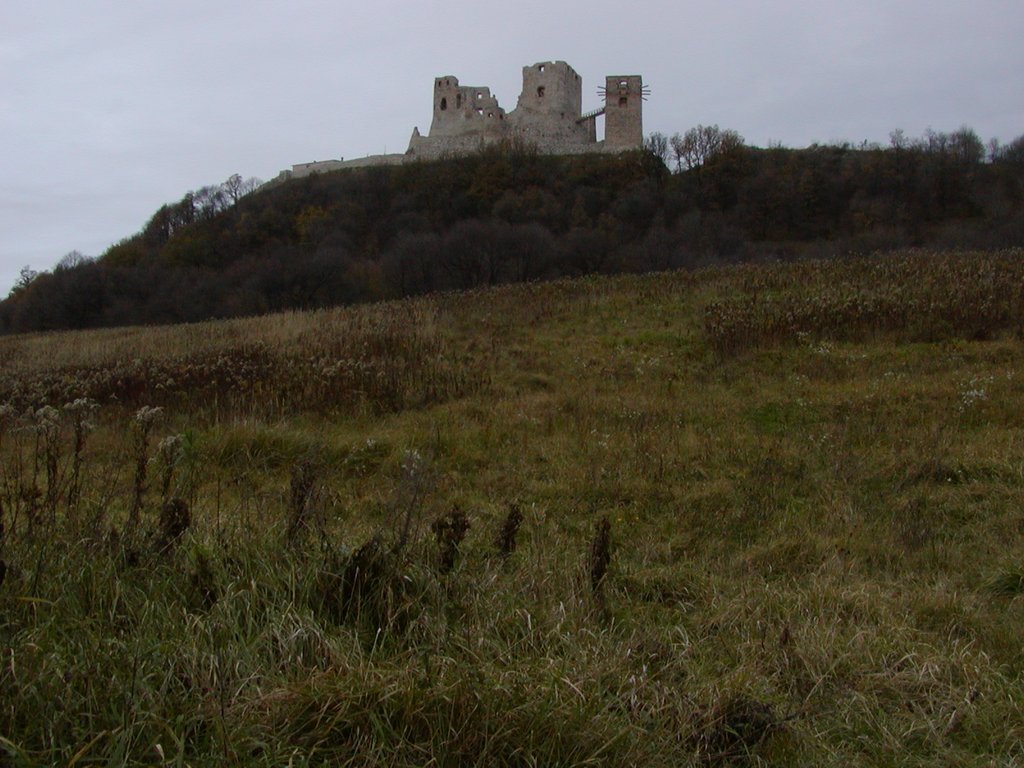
[494,502,523,559]
[64,398,97,518]
[340,536,388,620]
[156,433,184,504]
[156,498,191,554]
[431,505,470,575]
[286,459,323,546]
[190,552,219,610]
[128,406,162,531]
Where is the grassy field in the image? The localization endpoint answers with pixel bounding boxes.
[2,249,1023,765]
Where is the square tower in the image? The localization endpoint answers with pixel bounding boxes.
[517,61,583,118]
[604,75,644,149]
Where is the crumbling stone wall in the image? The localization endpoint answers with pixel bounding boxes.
[430,77,507,139]
[277,61,644,179]
[407,61,643,161]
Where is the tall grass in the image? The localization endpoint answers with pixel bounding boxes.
[704,249,1024,353]
[0,301,481,419]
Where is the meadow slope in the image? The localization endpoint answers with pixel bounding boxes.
[1,249,1023,765]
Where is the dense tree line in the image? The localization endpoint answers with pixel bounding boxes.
[3,130,1022,334]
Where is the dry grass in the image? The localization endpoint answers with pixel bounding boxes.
[0,301,480,419]
[2,249,1024,765]
[704,249,1024,353]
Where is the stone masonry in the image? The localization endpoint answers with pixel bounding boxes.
[277,61,644,180]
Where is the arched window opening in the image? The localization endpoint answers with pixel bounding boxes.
[619,96,628,107]
[537,86,545,98]
[440,97,447,111]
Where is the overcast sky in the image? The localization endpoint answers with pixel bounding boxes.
[2,0,1022,295]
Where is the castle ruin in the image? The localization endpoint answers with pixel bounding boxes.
[279,62,645,180]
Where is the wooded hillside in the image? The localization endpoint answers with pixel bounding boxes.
[3,127,1022,333]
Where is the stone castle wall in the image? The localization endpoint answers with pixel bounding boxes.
[277,61,643,180]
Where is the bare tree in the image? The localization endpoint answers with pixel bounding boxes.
[222,173,262,205]
[644,132,671,167]
[54,251,92,271]
[669,125,744,173]
[222,174,245,205]
[949,126,984,165]
[192,185,228,220]
[8,265,40,299]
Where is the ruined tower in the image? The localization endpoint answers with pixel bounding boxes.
[516,61,583,119]
[429,76,506,139]
[603,75,644,149]
[510,61,590,146]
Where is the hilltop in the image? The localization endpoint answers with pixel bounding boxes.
[2,126,1023,334]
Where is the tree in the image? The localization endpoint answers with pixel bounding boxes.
[143,195,196,246]
[644,132,671,167]
[192,185,228,221]
[9,265,40,298]
[222,173,262,205]
[948,126,984,165]
[54,250,92,271]
[669,125,744,173]
[889,129,909,151]
[992,133,1024,165]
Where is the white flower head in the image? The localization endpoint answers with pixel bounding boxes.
[133,405,163,425]
[157,433,184,458]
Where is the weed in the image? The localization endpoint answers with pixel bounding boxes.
[156,433,184,504]
[156,498,191,554]
[128,406,161,532]
[63,398,97,518]
[286,459,322,546]
[190,552,219,610]
[494,501,524,559]
[431,505,470,575]
[36,406,62,525]
[338,536,390,623]
[389,448,433,556]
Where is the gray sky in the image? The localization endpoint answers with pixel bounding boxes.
[2,0,1022,295]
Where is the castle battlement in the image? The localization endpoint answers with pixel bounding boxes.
[278,61,644,181]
